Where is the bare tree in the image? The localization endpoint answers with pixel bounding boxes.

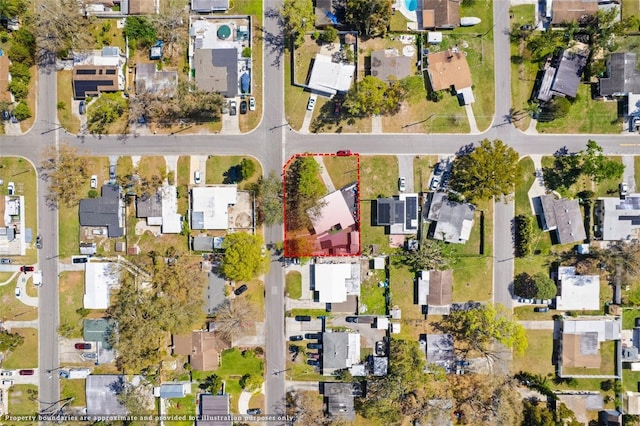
[151,0,188,61]
[213,298,254,342]
[39,143,91,207]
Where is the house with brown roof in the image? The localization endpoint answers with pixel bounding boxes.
[172,330,230,371]
[417,269,453,314]
[421,0,460,29]
[124,0,157,15]
[551,0,598,26]
[426,49,474,104]
[370,49,412,82]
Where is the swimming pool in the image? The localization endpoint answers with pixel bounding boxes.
[405,0,418,12]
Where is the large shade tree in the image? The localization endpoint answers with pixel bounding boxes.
[281,0,314,47]
[40,143,91,207]
[345,0,392,38]
[221,232,267,282]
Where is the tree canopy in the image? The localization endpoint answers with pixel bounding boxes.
[514,272,557,299]
[437,303,528,357]
[344,76,406,116]
[40,143,91,207]
[395,239,458,272]
[285,156,326,231]
[451,139,522,202]
[345,0,392,38]
[214,298,254,342]
[0,330,24,352]
[281,0,314,47]
[252,171,283,226]
[221,232,267,282]
[35,0,93,63]
[87,92,128,134]
[124,16,157,49]
[581,139,625,183]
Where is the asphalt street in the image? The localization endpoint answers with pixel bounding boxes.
[0,0,637,419]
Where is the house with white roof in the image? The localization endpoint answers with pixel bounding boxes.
[555,266,599,311]
[190,186,237,230]
[312,263,360,304]
[307,53,355,97]
[595,195,640,241]
[84,262,121,309]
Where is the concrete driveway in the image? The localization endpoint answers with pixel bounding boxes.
[328,316,386,348]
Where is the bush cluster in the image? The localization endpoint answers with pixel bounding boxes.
[515,214,534,257]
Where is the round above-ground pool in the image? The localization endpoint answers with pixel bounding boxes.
[217,24,231,40]
[405,0,418,12]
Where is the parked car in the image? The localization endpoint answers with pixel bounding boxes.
[229,100,237,116]
[194,170,202,184]
[435,162,446,176]
[81,352,98,360]
[336,150,352,156]
[620,182,629,198]
[289,335,304,341]
[240,100,248,114]
[0,258,11,264]
[109,165,116,180]
[307,97,316,111]
[534,307,549,313]
[14,286,20,297]
[36,235,42,249]
[398,177,406,192]
[90,175,98,189]
[0,371,15,376]
[307,343,322,350]
[137,115,146,124]
[345,316,359,323]
[333,102,341,116]
[247,408,261,415]
[429,176,441,191]
[295,315,312,321]
[307,359,320,366]
[79,101,86,115]
[75,343,92,350]
[72,257,88,264]
[20,266,34,273]
[249,97,256,111]
[10,115,17,124]
[18,369,34,376]
[234,284,248,296]
[7,181,14,195]
[308,353,320,360]
[2,380,13,386]
[289,345,300,353]
[305,333,320,340]
[1,110,9,121]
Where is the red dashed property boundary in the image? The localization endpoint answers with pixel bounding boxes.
[283,153,361,258]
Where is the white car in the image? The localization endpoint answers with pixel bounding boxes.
[398,177,406,192]
[620,182,629,197]
[194,170,202,184]
[14,286,20,297]
[429,176,441,191]
[90,175,98,189]
[7,181,14,195]
[307,97,316,111]
[249,97,256,111]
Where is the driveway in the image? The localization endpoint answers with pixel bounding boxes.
[285,318,323,338]
[396,155,414,192]
[622,155,636,193]
[328,316,386,349]
[15,273,37,307]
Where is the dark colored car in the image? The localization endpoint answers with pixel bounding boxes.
[75,343,92,350]
[137,115,146,124]
[2,110,9,121]
[305,333,320,340]
[534,307,549,313]
[308,353,320,360]
[247,408,261,415]
[289,335,303,341]
[333,102,341,116]
[20,266,34,273]
[345,316,359,323]
[18,369,34,376]
[36,235,42,249]
[72,257,88,264]
[0,258,11,264]
[307,343,322,350]
[307,359,319,366]
[10,114,18,124]
[79,101,86,115]
[289,345,300,353]
[336,150,352,156]
[240,101,247,114]
[234,284,248,296]
[295,315,311,322]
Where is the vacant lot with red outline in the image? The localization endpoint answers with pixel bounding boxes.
[283,153,360,257]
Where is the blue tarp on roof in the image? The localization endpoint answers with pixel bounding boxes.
[325,11,338,25]
[240,72,250,93]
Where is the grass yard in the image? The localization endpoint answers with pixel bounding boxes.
[235,0,263,133]
[322,155,359,190]
[562,340,616,377]
[3,328,38,369]
[515,156,536,217]
[389,11,410,32]
[514,306,556,320]
[205,156,261,189]
[216,348,264,411]
[623,367,640,392]
[450,199,494,302]
[61,379,87,407]
[165,394,197,425]
[537,85,620,134]
[309,96,372,133]
[245,279,265,319]
[622,0,640,20]
[0,275,37,321]
[287,347,325,381]
[285,271,302,299]
[87,19,125,51]
[360,270,387,315]
[58,203,80,258]
[228,0,262,15]
[359,156,399,200]
[286,308,329,319]
[413,156,439,193]
[389,264,423,320]
[57,70,81,134]
[8,384,38,418]
[541,155,624,198]
[360,200,393,254]
[58,272,86,339]
[292,36,321,87]
[510,5,537,131]
[623,308,640,329]
[284,53,309,131]
[137,156,166,179]
[511,329,555,376]
[635,156,640,191]
[19,66,37,133]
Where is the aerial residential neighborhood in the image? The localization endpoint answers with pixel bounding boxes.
[3,0,640,425]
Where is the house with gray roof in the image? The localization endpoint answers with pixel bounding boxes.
[424,192,475,244]
[417,269,453,314]
[83,319,114,350]
[79,185,124,238]
[323,382,355,421]
[136,191,162,225]
[322,332,361,376]
[595,194,640,241]
[158,382,191,399]
[537,44,589,102]
[538,194,586,244]
[371,49,412,82]
[205,272,227,315]
[422,333,455,373]
[86,375,144,415]
[193,48,238,97]
[135,63,178,96]
[191,0,229,12]
[599,52,640,97]
[198,394,231,426]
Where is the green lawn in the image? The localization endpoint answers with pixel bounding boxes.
[284,50,310,131]
[165,394,197,426]
[359,156,399,200]
[176,156,190,214]
[8,384,38,418]
[287,346,326,381]
[511,329,555,376]
[510,5,538,131]
[537,85,620,134]
[285,271,302,299]
[514,306,556,320]
[413,156,439,194]
[216,348,264,411]
[0,275,38,321]
[360,200,395,254]
[360,270,387,315]
[3,328,38,369]
[623,308,640,329]
[622,0,640,20]
[205,156,262,189]
[61,379,87,407]
[286,308,330,318]
[389,264,422,320]
[623,367,640,392]
[245,279,265,319]
[58,272,86,339]
[562,340,616,377]
[515,156,536,217]
[57,70,81,134]
[389,11,410,32]
[635,156,640,191]
[322,155,359,190]
[541,154,624,198]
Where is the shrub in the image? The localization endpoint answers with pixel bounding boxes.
[242,47,251,58]
[13,101,31,121]
[8,80,28,99]
[319,27,338,43]
[515,214,535,257]
[88,189,99,199]
[9,62,31,82]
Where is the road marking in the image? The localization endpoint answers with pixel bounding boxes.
[620,144,640,147]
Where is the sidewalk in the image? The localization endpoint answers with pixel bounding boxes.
[314,157,336,193]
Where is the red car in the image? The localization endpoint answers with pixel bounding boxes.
[20,266,34,273]
[75,343,92,350]
[336,150,352,156]
[18,369,34,376]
